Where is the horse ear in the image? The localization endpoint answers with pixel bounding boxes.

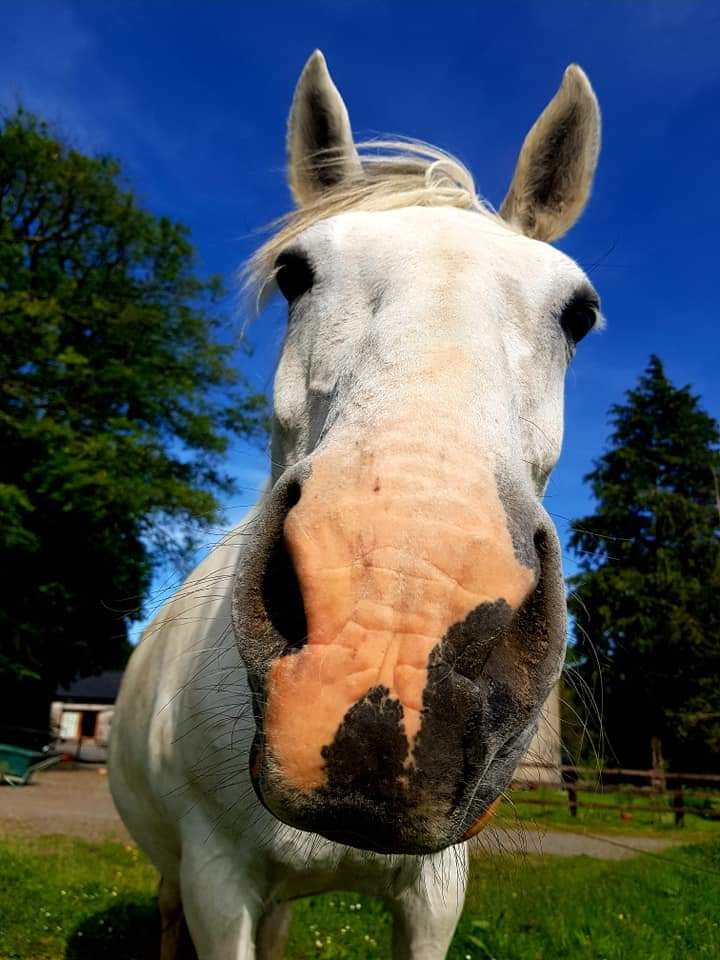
[287,50,363,206]
[500,65,600,242]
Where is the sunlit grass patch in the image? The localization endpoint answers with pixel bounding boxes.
[1,834,720,958]
[456,842,720,959]
[0,835,157,960]
[287,895,390,959]
[284,842,720,959]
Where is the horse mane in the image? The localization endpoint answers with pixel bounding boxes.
[244,139,501,304]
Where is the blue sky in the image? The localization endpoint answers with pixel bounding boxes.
[2,1,718,621]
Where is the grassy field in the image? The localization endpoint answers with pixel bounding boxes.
[499,787,720,837]
[2,834,720,959]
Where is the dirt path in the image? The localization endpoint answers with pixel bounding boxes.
[0,765,128,841]
[0,766,681,859]
[476,825,680,860]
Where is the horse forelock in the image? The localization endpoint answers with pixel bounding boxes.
[242,139,506,311]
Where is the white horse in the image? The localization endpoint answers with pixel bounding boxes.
[110,50,601,959]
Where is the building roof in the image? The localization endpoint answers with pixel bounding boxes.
[55,670,123,704]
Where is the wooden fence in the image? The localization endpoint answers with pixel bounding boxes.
[512,762,720,827]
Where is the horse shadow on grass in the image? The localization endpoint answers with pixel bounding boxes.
[64,901,160,960]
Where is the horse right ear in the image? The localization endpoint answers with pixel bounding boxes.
[287,50,363,206]
[500,65,601,242]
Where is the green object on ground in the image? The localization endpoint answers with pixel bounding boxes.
[0,744,47,779]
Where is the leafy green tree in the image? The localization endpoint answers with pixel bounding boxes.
[0,108,267,731]
[568,356,720,771]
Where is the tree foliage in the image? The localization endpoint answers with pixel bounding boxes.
[0,108,266,727]
[568,356,720,770]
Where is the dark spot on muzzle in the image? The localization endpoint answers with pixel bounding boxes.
[321,685,408,800]
[405,529,566,831]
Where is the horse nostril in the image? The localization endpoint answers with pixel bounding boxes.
[286,480,302,510]
[533,527,548,569]
[260,481,307,653]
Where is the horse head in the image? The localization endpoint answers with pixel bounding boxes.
[233,51,601,854]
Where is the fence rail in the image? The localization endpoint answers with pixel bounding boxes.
[519,761,720,782]
[512,761,720,827]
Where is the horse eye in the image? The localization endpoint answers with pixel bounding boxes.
[275,252,314,304]
[559,294,599,346]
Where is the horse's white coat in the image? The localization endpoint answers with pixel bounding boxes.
[109,51,601,959]
[111,513,467,959]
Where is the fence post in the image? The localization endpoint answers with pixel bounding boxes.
[651,737,667,793]
[561,760,579,818]
[673,788,685,828]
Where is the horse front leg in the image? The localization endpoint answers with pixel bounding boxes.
[390,846,468,960]
[159,877,199,960]
[178,841,266,960]
[255,902,292,960]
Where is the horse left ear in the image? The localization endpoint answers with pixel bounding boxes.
[287,50,363,206]
[500,65,601,242]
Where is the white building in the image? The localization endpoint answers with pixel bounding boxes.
[50,671,122,762]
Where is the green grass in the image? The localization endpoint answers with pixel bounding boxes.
[2,834,720,959]
[290,845,720,959]
[0,835,157,960]
[498,787,720,838]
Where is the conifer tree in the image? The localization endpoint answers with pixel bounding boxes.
[568,356,720,770]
